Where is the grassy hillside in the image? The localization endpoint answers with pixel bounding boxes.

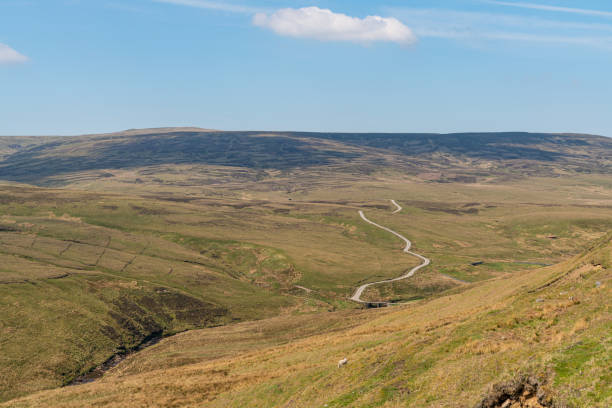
[5,235,609,407]
[0,130,610,186]
[0,129,610,405]
[0,186,297,401]
[1,174,610,403]
[0,136,61,161]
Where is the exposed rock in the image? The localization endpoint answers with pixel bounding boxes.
[474,375,565,408]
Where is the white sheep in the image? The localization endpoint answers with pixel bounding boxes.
[337,358,348,368]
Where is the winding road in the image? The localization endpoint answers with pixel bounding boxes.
[390,199,402,214]
[350,200,430,304]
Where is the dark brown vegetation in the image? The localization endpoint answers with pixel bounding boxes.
[475,375,559,408]
[0,130,610,185]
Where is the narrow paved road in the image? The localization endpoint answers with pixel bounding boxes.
[350,202,430,304]
[390,199,402,214]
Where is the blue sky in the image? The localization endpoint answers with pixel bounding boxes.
[1,0,611,135]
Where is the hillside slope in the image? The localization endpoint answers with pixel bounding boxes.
[0,129,610,406]
[0,184,431,401]
[6,234,610,407]
[0,130,610,186]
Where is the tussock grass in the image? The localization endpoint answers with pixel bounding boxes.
[0,146,611,404]
[4,235,610,407]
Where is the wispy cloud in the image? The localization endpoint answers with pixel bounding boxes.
[487,1,612,18]
[153,0,263,14]
[386,7,612,49]
[482,32,612,47]
[253,7,417,45]
[0,43,28,64]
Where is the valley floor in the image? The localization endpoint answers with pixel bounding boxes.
[4,233,610,407]
[1,168,611,406]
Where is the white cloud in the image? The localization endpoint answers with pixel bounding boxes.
[487,1,612,18]
[0,43,28,64]
[153,0,263,14]
[253,7,417,45]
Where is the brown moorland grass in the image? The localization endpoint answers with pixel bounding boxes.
[1,132,611,404]
[1,171,611,402]
[5,234,609,408]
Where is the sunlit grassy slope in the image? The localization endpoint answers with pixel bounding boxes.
[6,234,609,408]
[1,173,610,404]
[0,129,611,405]
[0,184,424,401]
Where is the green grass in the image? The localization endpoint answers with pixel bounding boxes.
[553,339,604,382]
[2,213,611,407]
[0,178,610,402]
[0,136,611,405]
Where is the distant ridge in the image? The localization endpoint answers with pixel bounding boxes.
[82,127,219,137]
[0,128,610,186]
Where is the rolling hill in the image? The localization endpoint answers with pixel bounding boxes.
[0,130,610,187]
[5,231,610,407]
[0,128,610,406]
